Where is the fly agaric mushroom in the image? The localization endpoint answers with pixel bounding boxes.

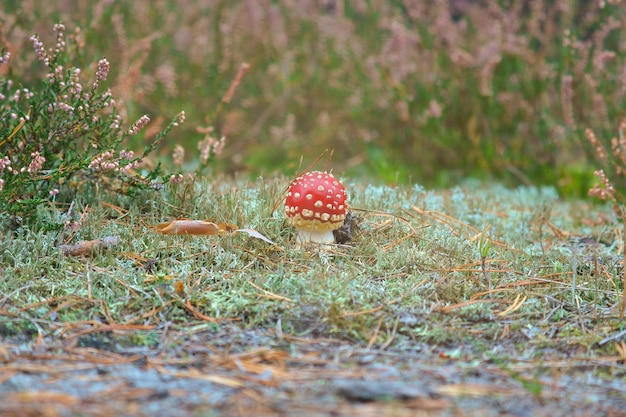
[284,171,348,245]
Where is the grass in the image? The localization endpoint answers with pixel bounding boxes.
[1,5,626,413]
[1,175,624,362]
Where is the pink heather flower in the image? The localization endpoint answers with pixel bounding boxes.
[118,160,140,174]
[110,114,121,130]
[49,188,60,197]
[169,174,184,184]
[426,99,443,119]
[589,169,615,200]
[12,88,33,101]
[0,178,4,192]
[172,145,185,166]
[0,51,10,65]
[30,35,49,65]
[173,111,186,127]
[0,156,11,173]
[53,23,66,54]
[89,151,117,171]
[128,115,151,135]
[28,151,46,174]
[56,102,74,113]
[69,68,82,95]
[198,135,226,163]
[88,150,139,174]
[93,58,110,89]
[120,150,134,159]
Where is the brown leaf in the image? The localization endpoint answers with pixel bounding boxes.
[155,220,221,235]
[60,236,120,256]
[155,220,277,246]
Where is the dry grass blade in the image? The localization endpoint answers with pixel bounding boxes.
[183,299,219,323]
[435,384,522,397]
[497,294,527,316]
[339,304,384,318]
[64,323,157,342]
[614,341,626,361]
[0,111,29,147]
[599,329,626,346]
[434,298,510,312]
[247,281,292,302]
[155,366,245,388]
[412,207,525,253]
[270,149,333,215]
[366,315,384,350]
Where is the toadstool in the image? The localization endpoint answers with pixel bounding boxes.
[284,171,348,245]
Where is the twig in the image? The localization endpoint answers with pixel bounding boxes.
[270,149,332,215]
[598,329,626,346]
[379,316,399,350]
[0,284,35,306]
[366,315,384,350]
[247,281,292,303]
[339,305,383,318]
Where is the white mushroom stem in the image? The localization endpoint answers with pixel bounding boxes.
[295,228,335,245]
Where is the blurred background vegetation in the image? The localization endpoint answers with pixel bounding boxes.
[1,0,624,194]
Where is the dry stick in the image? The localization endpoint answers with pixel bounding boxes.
[247,280,292,303]
[599,328,626,346]
[481,254,492,295]
[366,315,384,350]
[0,110,29,147]
[379,316,399,350]
[296,148,333,177]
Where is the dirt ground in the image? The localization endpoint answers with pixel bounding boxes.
[1,322,625,417]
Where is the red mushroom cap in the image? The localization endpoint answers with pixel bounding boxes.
[284,171,347,232]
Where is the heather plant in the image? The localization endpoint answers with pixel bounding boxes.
[2,1,624,189]
[0,23,183,224]
[587,120,626,205]
[586,119,626,316]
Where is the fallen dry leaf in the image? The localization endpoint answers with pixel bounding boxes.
[60,236,120,256]
[155,220,277,245]
[234,228,277,245]
[155,220,220,235]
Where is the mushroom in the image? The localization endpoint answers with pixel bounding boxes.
[284,171,348,245]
